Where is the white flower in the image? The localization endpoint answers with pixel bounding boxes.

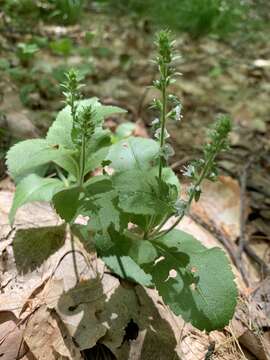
[174,104,182,121]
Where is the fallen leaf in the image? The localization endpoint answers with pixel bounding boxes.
[190,176,242,242]
[23,305,83,360]
[0,311,26,360]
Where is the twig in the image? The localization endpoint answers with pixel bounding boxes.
[204,341,216,360]
[228,325,247,359]
[237,156,254,272]
[244,242,270,276]
[0,226,16,242]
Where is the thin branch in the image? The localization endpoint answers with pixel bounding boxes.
[237,156,254,262]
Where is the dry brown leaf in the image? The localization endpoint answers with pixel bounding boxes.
[0,191,62,317]
[0,311,26,360]
[23,305,82,360]
[191,176,242,242]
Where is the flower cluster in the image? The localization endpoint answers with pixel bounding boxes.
[183,114,232,202]
[151,30,182,178]
[62,69,96,146]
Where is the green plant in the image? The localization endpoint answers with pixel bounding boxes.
[3,0,40,24]
[16,42,39,66]
[49,38,73,57]
[48,0,84,25]
[99,0,248,38]
[2,0,84,27]
[151,0,248,38]
[7,31,237,332]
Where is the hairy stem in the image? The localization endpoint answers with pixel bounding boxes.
[79,133,86,186]
[70,91,77,124]
[158,65,168,181]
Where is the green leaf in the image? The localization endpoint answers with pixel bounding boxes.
[159,167,181,194]
[93,104,126,124]
[84,129,111,174]
[103,255,152,286]
[107,137,159,172]
[97,228,158,265]
[125,167,180,231]
[112,169,178,216]
[6,139,78,180]
[52,186,82,223]
[13,225,66,273]
[113,122,136,141]
[95,229,153,286]
[79,177,124,232]
[145,229,237,331]
[9,174,64,224]
[87,191,121,232]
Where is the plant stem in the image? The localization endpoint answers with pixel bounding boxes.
[79,133,86,186]
[150,214,170,238]
[70,90,77,123]
[158,65,167,182]
[56,165,69,187]
[144,215,157,239]
[69,226,80,284]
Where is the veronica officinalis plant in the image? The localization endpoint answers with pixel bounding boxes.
[7,32,237,333]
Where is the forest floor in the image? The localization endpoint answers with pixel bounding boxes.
[0,8,270,360]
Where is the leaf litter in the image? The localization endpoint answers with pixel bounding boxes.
[0,175,269,359]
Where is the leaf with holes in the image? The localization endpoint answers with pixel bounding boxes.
[143,229,237,331]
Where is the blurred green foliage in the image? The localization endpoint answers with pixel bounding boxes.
[97,0,249,38]
[17,43,40,66]
[2,0,84,25]
[1,0,267,39]
[46,0,85,25]
[49,38,74,56]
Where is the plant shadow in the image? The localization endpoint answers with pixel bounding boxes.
[13,225,66,273]
[57,276,182,359]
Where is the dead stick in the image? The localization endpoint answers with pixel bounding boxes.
[243,242,270,276]
[238,157,254,261]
